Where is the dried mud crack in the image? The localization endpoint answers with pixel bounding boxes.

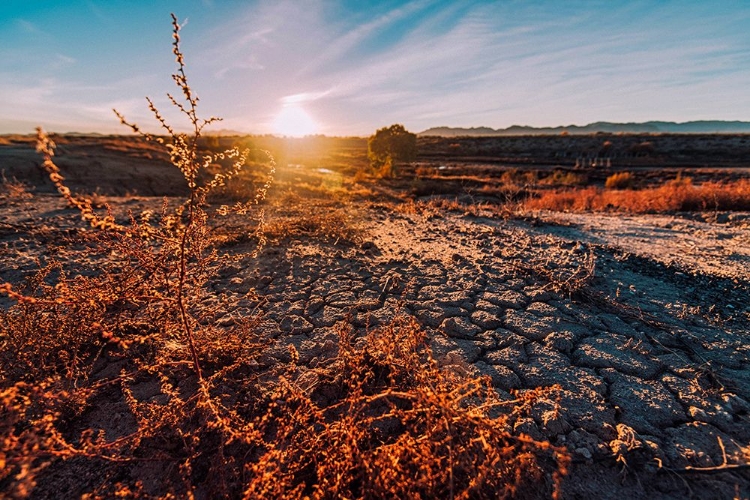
[198,201,750,498]
[233,204,749,499]
[2,193,749,499]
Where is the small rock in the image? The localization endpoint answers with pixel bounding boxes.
[305,296,325,316]
[527,302,559,316]
[546,331,574,354]
[599,423,618,441]
[484,343,528,366]
[514,417,544,441]
[481,290,527,309]
[474,361,521,390]
[415,309,446,328]
[280,315,314,335]
[440,316,482,339]
[541,410,571,435]
[688,406,709,421]
[470,309,503,329]
[602,370,687,435]
[722,393,750,413]
[226,276,248,293]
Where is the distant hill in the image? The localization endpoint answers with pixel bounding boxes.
[419,121,750,136]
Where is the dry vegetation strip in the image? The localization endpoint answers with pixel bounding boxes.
[525,178,750,213]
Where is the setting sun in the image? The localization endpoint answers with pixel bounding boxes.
[272,105,318,137]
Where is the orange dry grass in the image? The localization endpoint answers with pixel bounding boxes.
[604,172,635,190]
[1,310,569,498]
[526,178,750,213]
[244,318,569,499]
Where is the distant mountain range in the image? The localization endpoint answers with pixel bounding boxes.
[418,121,750,136]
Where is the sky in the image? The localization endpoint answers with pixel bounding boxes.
[1,0,749,136]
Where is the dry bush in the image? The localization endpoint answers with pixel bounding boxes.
[352,168,370,184]
[526,178,750,213]
[207,162,277,204]
[265,212,362,247]
[376,158,395,179]
[1,14,270,496]
[628,141,655,157]
[415,164,437,177]
[500,168,538,188]
[243,316,569,499]
[395,199,439,217]
[396,197,492,218]
[540,170,588,188]
[2,311,569,498]
[604,172,635,190]
[1,13,567,499]
[0,173,32,200]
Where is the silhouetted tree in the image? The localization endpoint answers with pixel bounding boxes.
[368,124,417,177]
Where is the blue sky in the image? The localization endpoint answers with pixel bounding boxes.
[1,0,749,136]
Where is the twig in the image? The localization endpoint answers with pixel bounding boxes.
[668,463,750,475]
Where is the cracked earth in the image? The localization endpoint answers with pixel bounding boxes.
[1,191,749,499]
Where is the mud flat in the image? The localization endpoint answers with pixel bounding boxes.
[2,186,748,498]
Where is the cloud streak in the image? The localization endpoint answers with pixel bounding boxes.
[1,1,749,134]
[188,1,748,133]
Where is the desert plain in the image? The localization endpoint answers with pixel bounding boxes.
[1,132,749,499]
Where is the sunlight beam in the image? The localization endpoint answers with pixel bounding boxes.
[272,105,317,137]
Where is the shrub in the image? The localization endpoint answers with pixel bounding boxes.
[543,170,588,187]
[415,164,437,177]
[605,172,635,190]
[367,124,417,176]
[499,168,537,187]
[628,141,655,157]
[1,13,274,496]
[0,173,32,199]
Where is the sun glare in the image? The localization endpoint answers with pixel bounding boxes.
[273,105,318,137]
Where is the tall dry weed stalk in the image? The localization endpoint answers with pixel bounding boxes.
[1,14,567,499]
[2,13,273,496]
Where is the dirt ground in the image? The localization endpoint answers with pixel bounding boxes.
[1,137,749,499]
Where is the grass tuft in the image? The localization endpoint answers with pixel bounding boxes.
[605,172,635,190]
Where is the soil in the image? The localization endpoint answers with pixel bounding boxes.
[1,136,749,499]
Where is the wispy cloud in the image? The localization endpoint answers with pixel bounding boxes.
[0,70,172,134]
[2,1,749,134]
[280,90,332,105]
[220,0,748,132]
[15,19,42,34]
[84,1,110,24]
